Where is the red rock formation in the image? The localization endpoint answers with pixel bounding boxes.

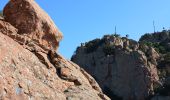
[0,0,110,99]
[3,0,62,51]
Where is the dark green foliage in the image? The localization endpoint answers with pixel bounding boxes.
[85,38,103,53]
[139,33,153,41]
[140,30,170,43]
[103,44,115,56]
[142,42,166,54]
[153,43,166,54]
[83,33,122,54]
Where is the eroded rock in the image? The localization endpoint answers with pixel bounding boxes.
[3,0,62,51]
[0,0,110,99]
[0,19,109,100]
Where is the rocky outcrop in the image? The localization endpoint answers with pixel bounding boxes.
[140,30,170,98]
[72,35,160,100]
[0,0,109,100]
[3,0,62,51]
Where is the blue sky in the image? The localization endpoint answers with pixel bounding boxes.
[1,0,170,59]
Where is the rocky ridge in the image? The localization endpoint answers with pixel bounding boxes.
[72,35,161,100]
[0,0,109,100]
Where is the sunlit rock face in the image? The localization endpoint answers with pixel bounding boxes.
[3,0,62,51]
[0,0,110,99]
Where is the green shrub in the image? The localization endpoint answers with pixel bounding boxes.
[142,42,166,54]
[139,33,153,41]
[154,44,166,54]
[85,39,103,53]
[103,44,115,56]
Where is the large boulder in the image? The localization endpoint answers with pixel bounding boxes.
[3,0,62,51]
[72,35,160,100]
[0,0,110,99]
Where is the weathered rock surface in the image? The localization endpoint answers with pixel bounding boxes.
[0,31,109,99]
[140,30,170,98]
[72,35,160,100]
[0,0,109,100]
[3,0,62,51]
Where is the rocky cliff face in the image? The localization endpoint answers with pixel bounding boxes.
[140,31,170,99]
[0,0,109,100]
[72,35,160,100]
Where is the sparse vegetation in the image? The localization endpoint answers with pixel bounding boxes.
[139,33,153,42]
[112,33,120,37]
[84,34,120,53]
[140,30,170,97]
[142,41,166,54]
[140,30,170,42]
[85,38,103,53]
[103,44,115,56]
[84,34,122,54]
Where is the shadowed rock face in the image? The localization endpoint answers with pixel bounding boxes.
[72,35,160,100]
[0,0,110,100]
[3,0,62,51]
